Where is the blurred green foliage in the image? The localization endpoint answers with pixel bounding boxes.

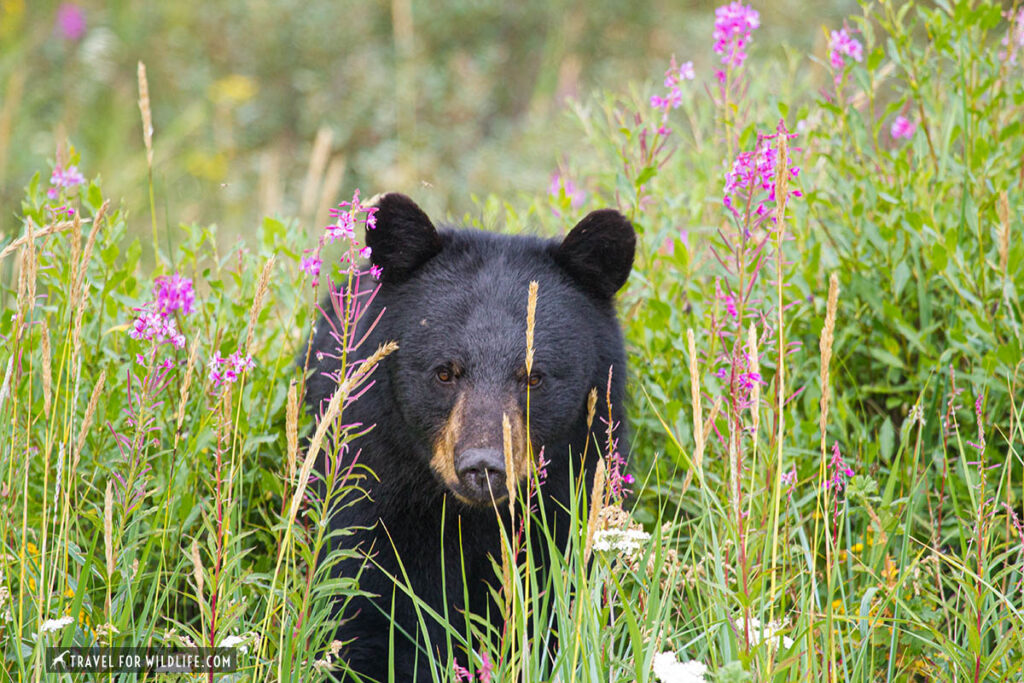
[2,0,853,252]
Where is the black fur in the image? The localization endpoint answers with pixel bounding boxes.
[304,194,634,681]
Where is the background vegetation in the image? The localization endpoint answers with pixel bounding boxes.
[1,0,854,247]
[2,0,1023,681]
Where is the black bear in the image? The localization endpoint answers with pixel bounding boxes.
[304,193,634,681]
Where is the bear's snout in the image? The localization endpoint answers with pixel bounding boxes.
[455,447,506,502]
[430,389,530,506]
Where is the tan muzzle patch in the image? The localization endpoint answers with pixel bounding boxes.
[430,393,530,505]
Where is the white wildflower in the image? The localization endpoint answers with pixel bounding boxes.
[95,623,120,641]
[734,616,794,650]
[653,651,708,683]
[40,616,74,633]
[219,631,259,654]
[592,528,651,554]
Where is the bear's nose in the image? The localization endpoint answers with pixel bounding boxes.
[455,448,506,500]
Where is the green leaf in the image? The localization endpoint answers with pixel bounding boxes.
[634,165,658,188]
[867,47,886,71]
[879,417,895,462]
[87,182,103,211]
[930,241,948,271]
[892,261,911,297]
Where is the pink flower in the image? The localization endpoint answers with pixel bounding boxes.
[55,3,86,41]
[477,651,493,683]
[358,246,372,260]
[129,310,186,349]
[890,115,916,140]
[48,164,86,199]
[829,28,863,72]
[723,124,802,217]
[300,254,322,277]
[780,466,797,499]
[713,2,760,70]
[824,441,854,491]
[453,663,473,683]
[651,56,695,115]
[207,350,255,388]
[738,371,762,393]
[153,273,196,317]
[673,60,696,83]
[324,213,356,244]
[208,353,225,385]
[369,264,383,280]
[549,172,586,211]
[723,294,738,319]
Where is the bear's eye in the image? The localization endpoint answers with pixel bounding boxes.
[526,372,543,389]
[435,365,456,384]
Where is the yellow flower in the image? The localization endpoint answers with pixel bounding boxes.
[209,75,257,104]
[185,151,227,182]
[0,0,25,39]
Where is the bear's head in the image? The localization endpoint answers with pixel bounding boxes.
[366,193,634,507]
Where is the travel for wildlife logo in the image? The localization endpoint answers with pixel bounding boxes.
[45,647,239,673]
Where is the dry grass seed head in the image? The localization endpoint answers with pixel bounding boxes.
[40,320,51,415]
[819,272,840,458]
[137,61,153,167]
[582,387,598,462]
[245,256,275,357]
[586,387,598,431]
[502,413,516,516]
[74,369,106,475]
[0,218,77,262]
[77,200,107,298]
[525,281,538,374]
[584,457,606,564]
[682,328,703,493]
[286,381,299,483]
[70,211,82,289]
[191,539,205,604]
[176,336,201,431]
[15,250,28,338]
[104,481,115,580]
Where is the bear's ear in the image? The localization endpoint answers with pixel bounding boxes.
[366,193,443,283]
[553,209,635,299]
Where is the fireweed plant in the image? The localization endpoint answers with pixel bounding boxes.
[4,0,1024,681]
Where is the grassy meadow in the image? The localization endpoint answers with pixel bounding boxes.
[3,0,1024,681]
